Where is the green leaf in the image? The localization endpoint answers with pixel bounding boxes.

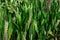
[41,19,44,25]
[40,0,44,3]
[17,32,20,40]
[8,14,13,40]
[33,20,38,33]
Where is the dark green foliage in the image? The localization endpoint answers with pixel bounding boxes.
[0,0,60,40]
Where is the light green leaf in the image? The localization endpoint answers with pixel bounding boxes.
[40,0,44,3]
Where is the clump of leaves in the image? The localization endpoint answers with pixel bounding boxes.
[0,0,60,40]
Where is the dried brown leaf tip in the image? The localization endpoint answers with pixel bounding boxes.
[46,0,51,12]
